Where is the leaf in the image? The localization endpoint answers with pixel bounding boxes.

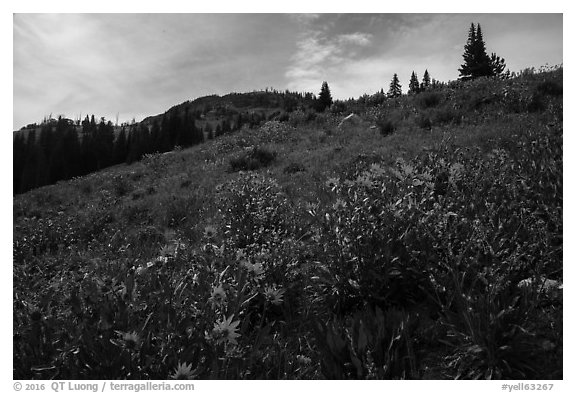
[357,321,368,353]
[350,354,363,378]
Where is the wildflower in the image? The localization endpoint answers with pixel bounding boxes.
[332,198,347,210]
[356,174,373,188]
[264,285,285,305]
[170,362,198,380]
[212,315,241,345]
[296,355,312,366]
[236,249,246,261]
[204,225,217,239]
[160,243,177,257]
[449,162,465,180]
[369,163,387,177]
[325,177,339,189]
[247,262,264,277]
[119,331,140,350]
[209,285,227,308]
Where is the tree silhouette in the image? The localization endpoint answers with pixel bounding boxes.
[408,71,420,94]
[388,73,402,98]
[421,69,431,90]
[490,53,507,77]
[459,23,506,80]
[317,81,333,112]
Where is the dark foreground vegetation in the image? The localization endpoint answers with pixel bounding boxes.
[13,67,562,379]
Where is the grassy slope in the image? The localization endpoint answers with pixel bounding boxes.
[13,68,562,379]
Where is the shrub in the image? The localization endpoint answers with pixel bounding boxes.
[229,146,277,172]
[416,92,442,109]
[283,162,306,174]
[376,116,396,136]
[312,306,419,379]
[432,107,462,125]
[288,109,307,127]
[330,101,348,115]
[277,112,290,122]
[416,115,432,130]
[217,173,293,249]
[159,193,202,228]
[527,93,547,113]
[112,175,132,197]
[536,80,563,97]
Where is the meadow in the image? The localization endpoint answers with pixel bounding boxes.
[13,67,562,379]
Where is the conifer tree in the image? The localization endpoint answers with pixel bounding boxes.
[387,73,402,98]
[408,71,420,94]
[317,81,333,112]
[459,23,506,80]
[490,52,507,77]
[422,69,431,90]
[114,127,128,164]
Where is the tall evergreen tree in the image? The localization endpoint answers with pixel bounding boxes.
[387,73,402,98]
[317,81,333,112]
[205,123,214,140]
[13,133,26,193]
[459,23,506,80]
[114,127,128,164]
[408,71,420,94]
[422,69,431,90]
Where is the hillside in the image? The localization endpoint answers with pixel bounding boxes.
[13,67,563,379]
[13,89,321,195]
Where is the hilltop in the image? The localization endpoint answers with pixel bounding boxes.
[13,67,563,379]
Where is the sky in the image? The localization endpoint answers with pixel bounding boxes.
[13,13,563,130]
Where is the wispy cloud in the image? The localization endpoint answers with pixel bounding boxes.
[337,32,372,46]
[285,29,374,93]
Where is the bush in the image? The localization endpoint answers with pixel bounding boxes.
[283,162,306,174]
[159,193,202,228]
[376,116,396,136]
[536,80,563,97]
[416,92,442,109]
[112,175,132,197]
[330,101,348,115]
[288,110,308,127]
[229,146,277,172]
[432,107,462,125]
[416,115,432,130]
[217,173,292,249]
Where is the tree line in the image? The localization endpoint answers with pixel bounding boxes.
[14,111,206,194]
[385,23,507,98]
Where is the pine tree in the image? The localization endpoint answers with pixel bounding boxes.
[490,52,507,78]
[473,24,493,77]
[205,123,214,140]
[408,71,420,94]
[317,81,333,112]
[387,73,402,98]
[114,127,128,164]
[422,69,431,90]
[459,23,506,80]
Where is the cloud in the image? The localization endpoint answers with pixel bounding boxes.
[285,30,374,93]
[337,32,372,46]
[288,13,321,24]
